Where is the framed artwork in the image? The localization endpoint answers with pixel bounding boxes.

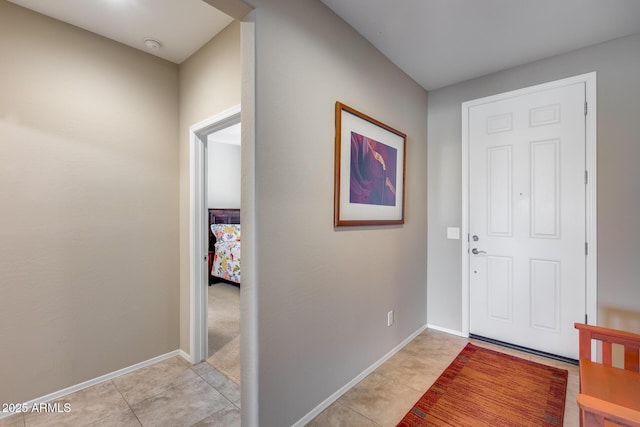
[334,102,406,226]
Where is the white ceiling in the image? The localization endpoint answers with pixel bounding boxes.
[7,0,234,64]
[8,0,640,89]
[320,0,640,90]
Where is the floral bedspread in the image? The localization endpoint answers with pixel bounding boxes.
[212,240,241,283]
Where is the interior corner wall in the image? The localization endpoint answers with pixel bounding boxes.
[0,1,180,403]
[427,33,640,334]
[178,21,241,353]
[246,0,428,425]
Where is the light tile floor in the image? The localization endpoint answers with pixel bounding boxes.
[308,329,579,426]
[0,329,578,427]
[0,358,240,427]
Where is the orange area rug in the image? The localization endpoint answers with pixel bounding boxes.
[397,343,568,426]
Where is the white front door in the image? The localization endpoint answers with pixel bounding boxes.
[467,82,586,359]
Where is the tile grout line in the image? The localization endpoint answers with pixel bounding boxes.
[337,372,411,425]
[368,361,437,425]
[106,357,235,427]
[334,401,383,427]
[188,365,238,410]
[116,369,234,427]
[176,363,239,427]
[115,357,201,407]
[333,339,462,425]
[110,379,144,427]
[190,364,241,407]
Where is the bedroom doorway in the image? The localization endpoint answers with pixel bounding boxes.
[205,123,241,385]
[189,105,241,371]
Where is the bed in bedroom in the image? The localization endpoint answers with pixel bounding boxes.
[208,208,241,285]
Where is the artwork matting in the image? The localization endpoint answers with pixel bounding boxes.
[334,102,406,226]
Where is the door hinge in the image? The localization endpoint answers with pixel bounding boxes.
[584,170,588,184]
[585,242,588,255]
[584,101,588,116]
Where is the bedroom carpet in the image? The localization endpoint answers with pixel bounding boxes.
[207,282,241,385]
[396,343,568,426]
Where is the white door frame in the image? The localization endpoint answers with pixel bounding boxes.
[189,105,241,364]
[461,72,598,338]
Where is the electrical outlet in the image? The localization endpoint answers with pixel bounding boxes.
[387,310,394,327]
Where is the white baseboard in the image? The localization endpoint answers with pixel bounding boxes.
[178,349,191,363]
[0,349,187,420]
[291,323,428,427]
[427,323,465,337]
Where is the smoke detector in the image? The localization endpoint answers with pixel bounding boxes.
[144,38,161,51]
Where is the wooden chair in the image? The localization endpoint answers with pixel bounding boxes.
[575,323,640,427]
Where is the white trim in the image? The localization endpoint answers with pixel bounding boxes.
[461,102,470,337]
[239,14,259,427]
[427,323,465,337]
[0,350,186,420]
[292,324,428,427]
[189,104,241,365]
[461,72,598,341]
[178,349,191,362]
[584,74,598,329]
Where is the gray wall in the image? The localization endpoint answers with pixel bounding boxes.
[247,0,428,425]
[427,33,640,334]
[0,1,180,403]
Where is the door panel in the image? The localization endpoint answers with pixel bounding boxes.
[530,259,560,332]
[530,139,560,238]
[487,255,513,322]
[468,82,586,359]
[487,146,512,236]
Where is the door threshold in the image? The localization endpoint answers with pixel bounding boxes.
[469,334,578,366]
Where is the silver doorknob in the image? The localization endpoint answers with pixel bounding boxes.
[471,248,486,255]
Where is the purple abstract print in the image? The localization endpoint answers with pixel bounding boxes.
[349,131,397,206]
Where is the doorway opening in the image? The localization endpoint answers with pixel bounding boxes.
[189,105,241,368]
[205,121,241,384]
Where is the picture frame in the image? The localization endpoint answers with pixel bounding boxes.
[334,102,407,226]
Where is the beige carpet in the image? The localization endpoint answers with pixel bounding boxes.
[207,282,241,385]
